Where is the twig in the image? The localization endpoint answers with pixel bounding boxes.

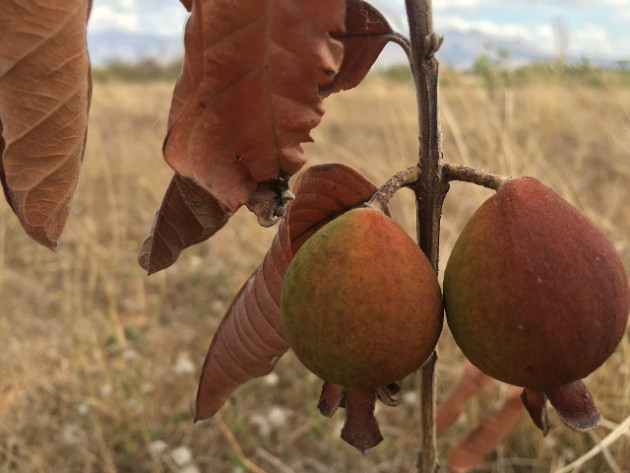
[387,32,412,60]
[587,430,622,473]
[404,0,446,472]
[442,162,510,191]
[553,414,630,473]
[215,413,267,473]
[365,165,420,213]
[255,448,296,473]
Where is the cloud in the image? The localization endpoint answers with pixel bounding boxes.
[89,2,139,31]
[434,0,487,8]
[569,24,616,57]
[89,0,189,36]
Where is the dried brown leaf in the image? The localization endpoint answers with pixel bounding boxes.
[138,174,230,275]
[448,388,523,473]
[163,0,345,215]
[0,0,92,249]
[287,162,383,254]
[436,362,496,434]
[193,219,291,420]
[320,0,394,97]
[193,163,378,420]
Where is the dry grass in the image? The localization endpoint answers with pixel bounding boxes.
[1,75,629,473]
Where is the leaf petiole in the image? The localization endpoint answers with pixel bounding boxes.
[442,162,511,191]
[365,165,421,213]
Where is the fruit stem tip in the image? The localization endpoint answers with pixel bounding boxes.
[442,162,510,191]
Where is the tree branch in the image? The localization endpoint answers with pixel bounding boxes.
[404,0,447,472]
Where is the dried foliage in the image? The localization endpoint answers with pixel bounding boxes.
[320,0,393,97]
[1,0,628,470]
[142,0,394,272]
[447,388,523,473]
[0,0,92,248]
[194,163,379,419]
[436,364,525,472]
[138,175,229,274]
[436,362,495,434]
[3,75,630,473]
[162,0,345,216]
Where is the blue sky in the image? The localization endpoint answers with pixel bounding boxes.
[88,0,630,60]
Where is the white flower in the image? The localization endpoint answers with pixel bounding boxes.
[99,384,113,397]
[251,414,271,438]
[126,398,145,413]
[181,466,201,473]
[147,440,168,455]
[402,390,418,407]
[170,446,193,466]
[76,402,90,416]
[122,348,137,360]
[188,255,203,271]
[264,372,279,386]
[173,351,196,375]
[267,406,287,427]
[61,424,84,445]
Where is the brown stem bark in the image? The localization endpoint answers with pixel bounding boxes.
[404,0,447,472]
[442,162,510,190]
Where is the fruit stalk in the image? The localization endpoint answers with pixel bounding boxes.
[442,162,510,191]
[404,0,447,471]
[365,165,420,213]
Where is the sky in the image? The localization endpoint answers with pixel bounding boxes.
[88,0,630,60]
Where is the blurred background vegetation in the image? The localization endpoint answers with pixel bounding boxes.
[91,49,630,90]
[2,46,630,472]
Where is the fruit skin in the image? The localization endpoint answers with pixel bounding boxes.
[444,176,630,391]
[281,207,443,389]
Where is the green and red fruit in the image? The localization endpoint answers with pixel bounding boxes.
[281,207,443,389]
[444,176,629,432]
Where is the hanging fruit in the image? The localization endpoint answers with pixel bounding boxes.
[281,206,443,449]
[443,176,630,434]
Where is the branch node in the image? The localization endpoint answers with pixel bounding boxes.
[423,32,444,59]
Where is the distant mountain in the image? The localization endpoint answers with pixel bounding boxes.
[437,29,553,69]
[87,29,184,66]
[87,27,620,71]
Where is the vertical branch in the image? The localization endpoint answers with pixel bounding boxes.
[404,0,447,472]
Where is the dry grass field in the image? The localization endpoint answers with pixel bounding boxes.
[1,73,629,472]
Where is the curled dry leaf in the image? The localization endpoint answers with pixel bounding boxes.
[0,0,92,249]
[436,362,496,434]
[144,0,393,271]
[163,0,345,216]
[138,175,230,275]
[192,218,291,420]
[193,163,379,420]
[448,387,523,473]
[320,0,394,97]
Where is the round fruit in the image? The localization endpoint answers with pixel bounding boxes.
[280,207,443,388]
[444,176,630,390]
